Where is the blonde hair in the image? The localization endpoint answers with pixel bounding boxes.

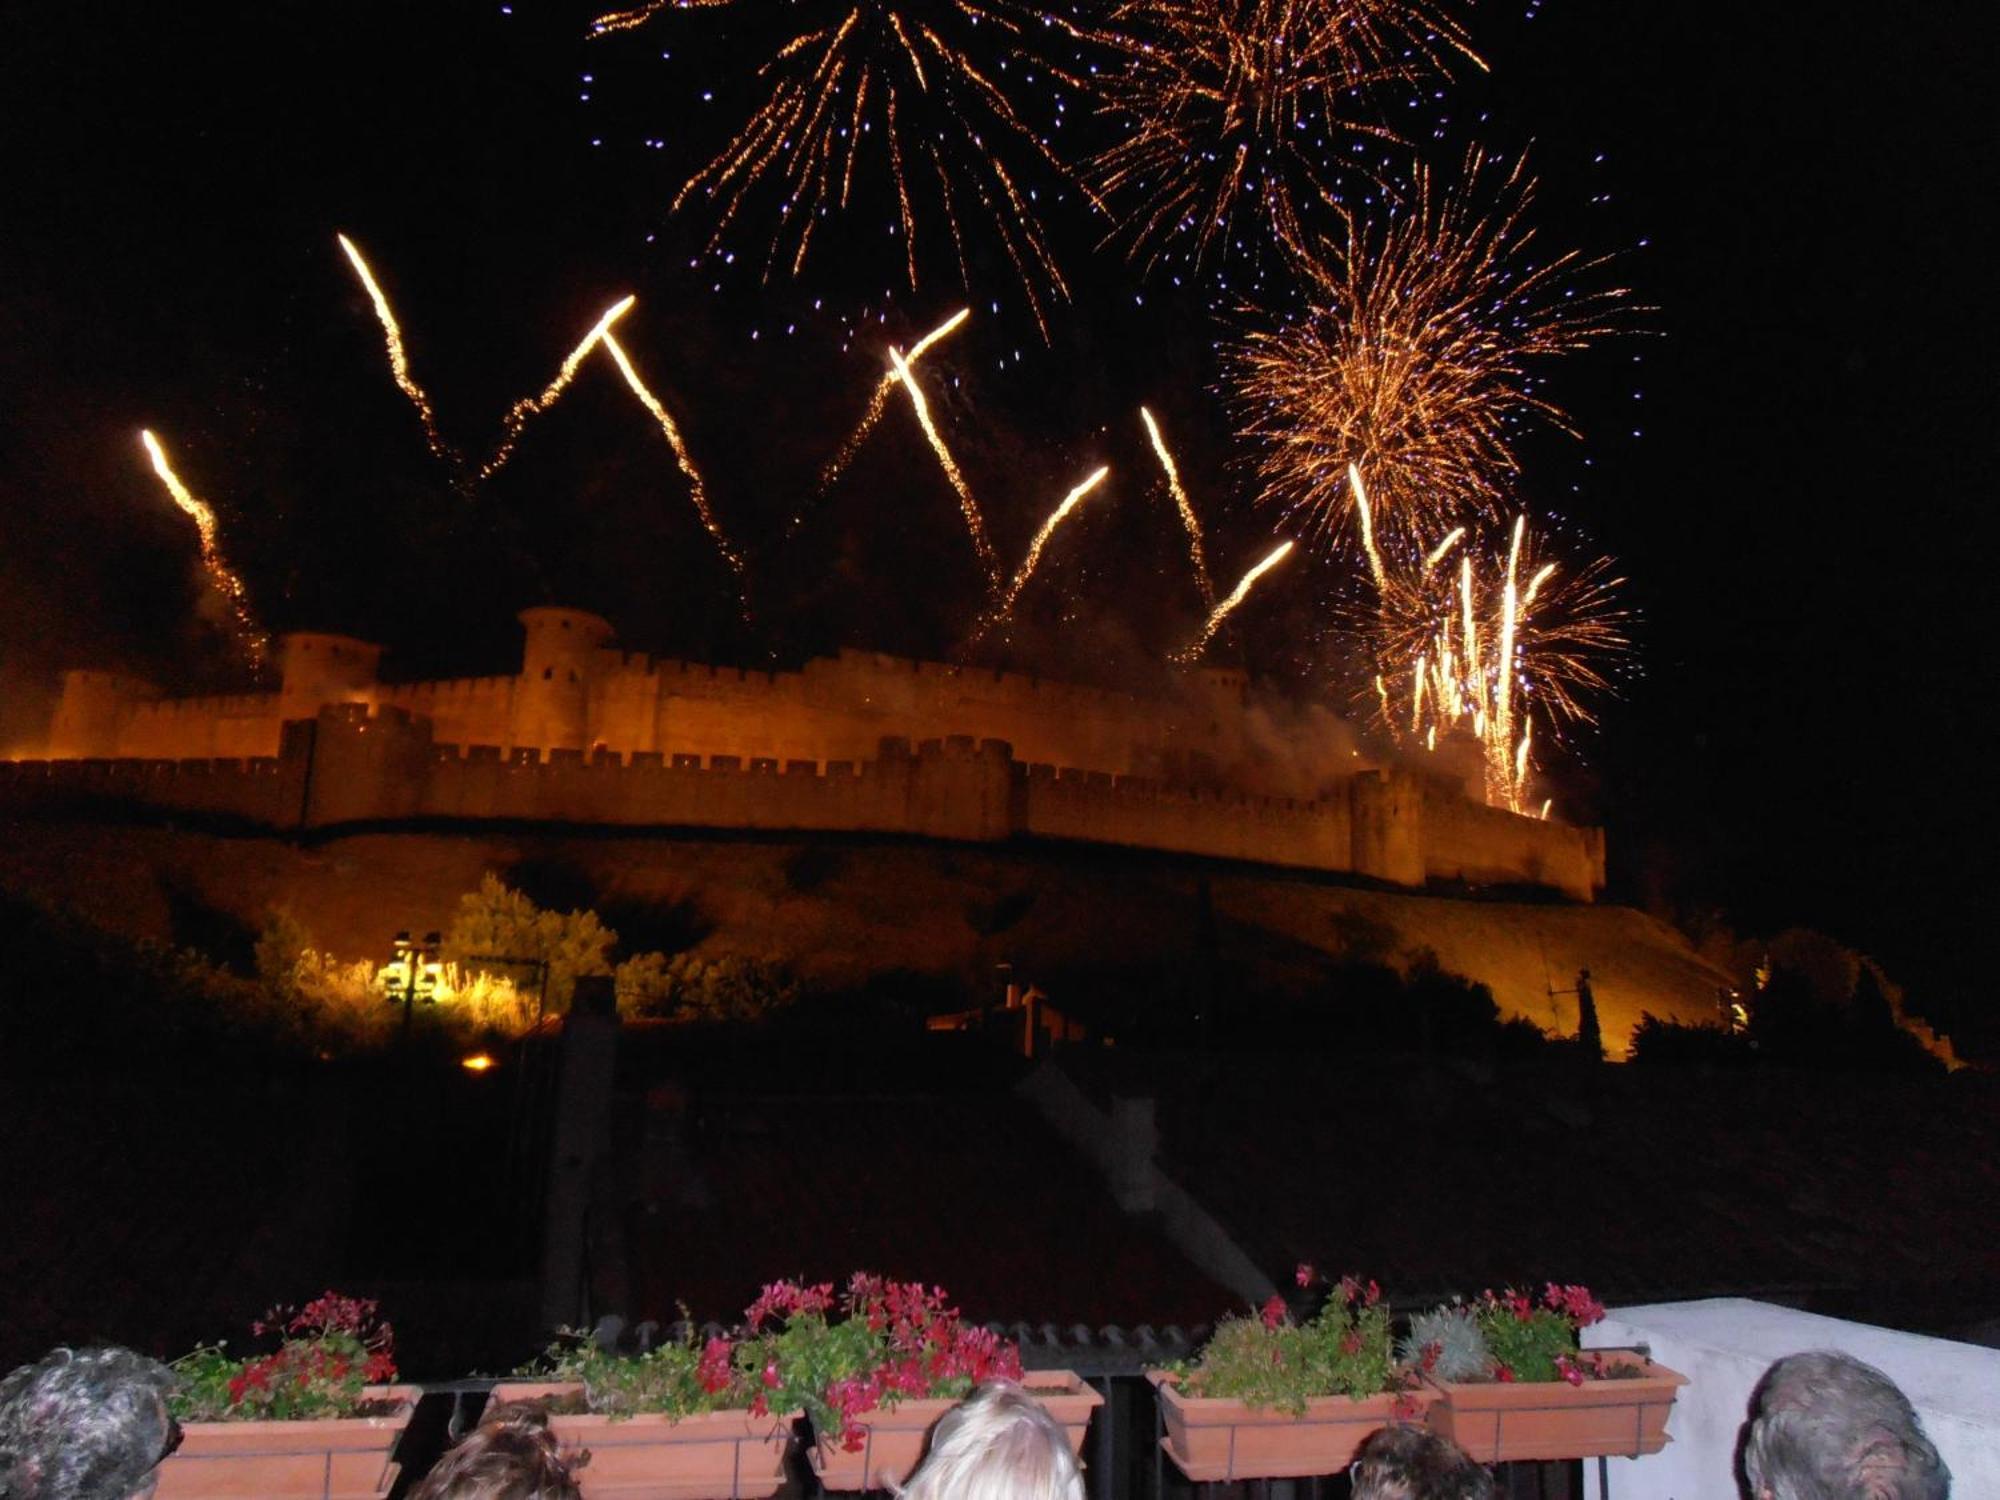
[896,1381,1085,1500]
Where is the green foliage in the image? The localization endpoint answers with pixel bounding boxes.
[1398,1304,1490,1382]
[525,1328,748,1418]
[168,1293,398,1421]
[1175,1278,1401,1413]
[617,950,799,1022]
[445,874,615,1009]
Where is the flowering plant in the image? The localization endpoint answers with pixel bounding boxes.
[170,1292,399,1421]
[1401,1284,1615,1385]
[523,1322,754,1419]
[1168,1267,1416,1415]
[733,1274,1022,1452]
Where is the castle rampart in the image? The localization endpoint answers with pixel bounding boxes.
[14,607,1604,899]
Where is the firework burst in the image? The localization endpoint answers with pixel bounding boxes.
[139,430,271,674]
[607,1,1080,335]
[1227,149,1634,562]
[1085,0,1481,281]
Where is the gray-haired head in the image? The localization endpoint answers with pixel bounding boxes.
[1743,1351,1949,1500]
[1349,1423,1496,1500]
[0,1347,179,1500]
[896,1380,1084,1500]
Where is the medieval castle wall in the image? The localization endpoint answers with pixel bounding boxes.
[14,609,1604,899]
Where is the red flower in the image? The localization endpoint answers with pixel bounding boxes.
[1495,1366,1517,1383]
[1260,1295,1286,1330]
[1340,1331,1364,1356]
[749,1393,768,1419]
[697,1336,734,1394]
[761,1360,782,1389]
[1295,1263,1315,1288]
[1420,1343,1441,1373]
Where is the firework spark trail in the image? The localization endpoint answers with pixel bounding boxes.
[622,2,1074,335]
[335,234,455,467]
[1492,513,1526,795]
[887,343,999,586]
[1424,528,1465,574]
[139,429,271,672]
[813,307,970,502]
[1085,0,1483,278]
[1140,407,1213,605]
[1347,462,1388,595]
[599,332,747,592]
[1172,540,1295,663]
[480,294,637,480]
[590,0,728,36]
[1228,149,1636,562]
[976,465,1110,638]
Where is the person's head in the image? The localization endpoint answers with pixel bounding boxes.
[0,1347,180,1500]
[897,1380,1084,1500]
[1349,1424,1495,1500]
[1742,1351,1948,1500]
[408,1404,582,1500]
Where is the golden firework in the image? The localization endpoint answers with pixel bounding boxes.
[978,464,1111,638]
[610,2,1076,334]
[1173,538,1295,663]
[1139,406,1213,605]
[1228,149,1634,562]
[138,430,271,673]
[1086,0,1481,277]
[888,342,1000,586]
[814,307,970,501]
[335,234,455,468]
[480,294,637,480]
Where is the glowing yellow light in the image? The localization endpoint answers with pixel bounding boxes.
[816,307,970,499]
[888,343,998,585]
[481,294,637,479]
[335,234,453,466]
[1349,463,1388,594]
[460,1052,497,1073]
[979,465,1110,636]
[1140,406,1213,605]
[138,430,270,673]
[1173,540,1295,663]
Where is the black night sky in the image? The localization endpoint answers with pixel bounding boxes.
[1,3,1993,1036]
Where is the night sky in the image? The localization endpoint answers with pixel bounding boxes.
[1,3,1992,1032]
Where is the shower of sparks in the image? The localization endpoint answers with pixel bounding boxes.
[888,343,999,586]
[139,430,271,673]
[1173,539,1295,662]
[615,2,1077,335]
[1355,512,1629,811]
[335,233,455,468]
[814,307,971,503]
[599,332,747,593]
[1139,406,1213,605]
[480,294,637,480]
[976,465,1111,638]
[590,0,730,36]
[1227,149,1635,562]
[1085,0,1482,280]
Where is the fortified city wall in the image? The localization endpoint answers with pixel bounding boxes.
[16,608,1605,899]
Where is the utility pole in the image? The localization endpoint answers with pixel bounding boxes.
[383,930,442,1042]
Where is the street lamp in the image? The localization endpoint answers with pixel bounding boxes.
[383,929,443,1040]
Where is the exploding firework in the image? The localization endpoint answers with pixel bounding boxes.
[138,430,271,672]
[335,234,456,469]
[1139,406,1213,605]
[604,2,1077,333]
[977,464,1111,638]
[1227,149,1635,561]
[1173,538,1295,662]
[888,342,1000,586]
[813,306,971,504]
[481,294,637,479]
[599,333,747,596]
[1085,0,1481,281]
[1357,511,1628,810]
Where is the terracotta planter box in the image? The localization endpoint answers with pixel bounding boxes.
[487,1381,796,1500]
[1150,1372,1435,1483]
[153,1385,419,1500]
[810,1370,1102,1493]
[1426,1353,1689,1464]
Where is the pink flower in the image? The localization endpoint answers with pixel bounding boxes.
[697,1336,734,1394]
[761,1361,782,1389]
[1295,1263,1316,1288]
[1260,1295,1286,1330]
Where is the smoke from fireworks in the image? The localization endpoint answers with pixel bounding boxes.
[888,343,1000,586]
[1085,0,1482,281]
[1140,406,1213,605]
[814,307,971,504]
[335,234,456,469]
[139,430,271,673]
[608,2,1077,334]
[481,294,637,480]
[977,464,1111,639]
[1173,539,1295,662]
[1228,150,1634,561]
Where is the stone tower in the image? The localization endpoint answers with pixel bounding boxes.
[511,607,616,754]
[277,633,383,724]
